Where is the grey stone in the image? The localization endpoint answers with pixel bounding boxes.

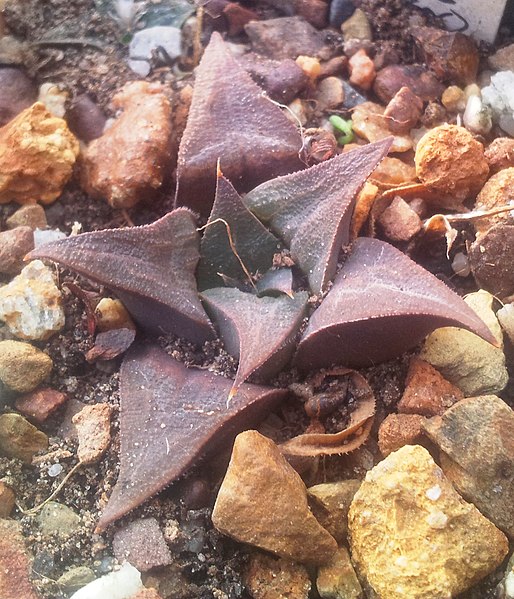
[36,501,81,540]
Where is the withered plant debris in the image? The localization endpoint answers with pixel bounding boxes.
[174,32,304,215]
[96,343,287,531]
[30,33,498,530]
[85,328,136,363]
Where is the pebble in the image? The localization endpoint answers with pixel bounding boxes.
[212,430,337,564]
[473,167,514,237]
[15,387,67,423]
[397,356,464,417]
[341,80,366,109]
[36,501,82,540]
[497,303,514,344]
[128,26,181,77]
[0,481,15,517]
[0,226,33,274]
[341,9,371,42]
[384,86,423,134]
[348,445,509,599]
[352,101,412,152]
[441,85,466,112]
[314,76,345,111]
[316,546,363,599]
[377,196,422,242]
[6,204,47,230]
[348,49,375,91]
[307,480,361,544]
[488,43,514,72]
[329,0,356,29]
[463,94,492,135]
[0,519,40,599]
[0,102,79,205]
[0,67,37,127]
[70,562,144,599]
[485,137,514,174]
[0,260,65,340]
[482,71,514,136]
[38,82,67,118]
[420,290,508,396]
[377,413,426,456]
[369,157,417,187]
[343,38,374,59]
[373,64,444,104]
[424,394,514,538]
[296,55,321,80]
[95,298,135,332]
[286,98,310,126]
[66,94,107,143]
[0,412,48,463]
[33,227,66,247]
[504,553,514,599]
[0,339,52,392]
[415,124,489,208]
[244,552,311,599]
[72,403,112,464]
[57,567,96,593]
[113,517,172,572]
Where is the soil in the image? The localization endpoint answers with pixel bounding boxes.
[0,1,513,598]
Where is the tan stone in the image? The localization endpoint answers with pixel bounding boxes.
[352,102,412,153]
[377,413,426,457]
[423,395,514,539]
[316,547,363,599]
[0,340,52,392]
[212,430,337,565]
[397,357,463,417]
[73,403,112,464]
[473,167,514,236]
[244,552,311,599]
[0,519,39,599]
[81,81,172,209]
[348,49,375,91]
[6,204,47,230]
[441,85,466,112]
[0,482,15,517]
[0,226,33,274]
[348,445,508,599]
[0,102,79,204]
[377,196,422,242]
[15,387,67,423]
[0,413,48,463]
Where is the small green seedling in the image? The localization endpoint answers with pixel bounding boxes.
[329,115,354,145]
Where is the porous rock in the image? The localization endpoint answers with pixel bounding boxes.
[0,260,65,340]
[244,552,311,599]
[0,412,48,463]
[72,403,112,464]
[0,340,52,392]
[473,167,514,237]
[81,81,172,209]
[377,413,426,456]
[36,501,81,540]
[0,102,79,204]
[212,430,337,564]
[423,395,514,539]
[113,518,172,572]
[15,387,67,423]
[0,519,39,599]
[348,445,509,599]
[0,226,34,274]
[420,290,508,396]
[316,546,363,599]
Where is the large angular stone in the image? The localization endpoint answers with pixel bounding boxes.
[212,430,337,565]
[348,445,508,599]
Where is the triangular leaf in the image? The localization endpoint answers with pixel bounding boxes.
[96,343,287,531]
[175,32,304,215]
[256,268,294,298]
[244,139,392,294]
[201,287,308,394]
[294,237,497,371]
[29,209,215,345]
[197,173,282,290]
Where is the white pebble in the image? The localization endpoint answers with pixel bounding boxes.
[33,228,67,247]
[426,485,442,501]
[128,26,182,76]
[48,463,63,477]
[70,562,143,599]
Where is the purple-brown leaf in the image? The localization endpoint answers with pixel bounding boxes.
[175,32,304,215]
[29,209,215,345]
[244,139,392,294]
[201,287,308,394]
[96,344,287,531]
[295,237,497,371]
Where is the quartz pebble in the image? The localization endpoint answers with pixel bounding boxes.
[70,562,144,599]
[473,167,514,237]
[0,102,79,204]
[128,26,181,77]
[348,49,375,91]
[33,227,66,247]
[0,519,40,599]
[316,546,362,599]
[441,85,466,112]
[482,71,514,136]
[0,226,34,274]
[369,157,416,187]
[113,518,172,572]
[38,82,67,118]
[377,413,426,456]
[348,445,509,599]
[15,387,67,423]
[0,481,15,517]
[352,101,412,152]
[0,412,48,463]
[36,501,81,540]
[377,196,422,242]
[6,204,47,230]
[212,430,337,564]
[73,403,112,464]
[244,552,311,599]
[0,340,52,392]
[0,260,65,340]
[463,94,492,135]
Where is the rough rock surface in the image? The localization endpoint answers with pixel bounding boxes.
[69,562,143,599]
[72,403,112,464]
[377,196,422,242]
[420,290,508,396]
[81,81,172,209]
[0,340,52,392]
[0,226,34,274]
[352,101,412,152]
[244,552,311,599]
[377,413,426,456]
[485,137,514,174]
[0,412,48,463]
[6,203,47,230]
[36,501,82,540]
[423,395,514,539]
[316,547,363,599]
[15,387,67,423]
[473,167,514,236]
[0,260,65,340]
[373,64,444,104]
[212,430,337,564]
[0,519,39,599]
[348,445,509,599]
[0,102,79,204]
[113,518,172,572]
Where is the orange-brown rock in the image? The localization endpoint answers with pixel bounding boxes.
[0,102,79,205]
[0,519,39,599]
[378,413,426,457]
[81,81,172,209]
[0,226,34,274]
[72,403,112,464]
[352,101,412,153]
[369,157,417,188]
[244,552,311,599]
[348,49,375,91]
[415,124,489,207]
[15,387,67,423]
[0,482,15,518]
[473,167,514,236]
[485,137,514,174]
[397,357,463,417]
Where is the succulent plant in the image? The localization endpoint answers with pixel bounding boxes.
[31,33,495,531]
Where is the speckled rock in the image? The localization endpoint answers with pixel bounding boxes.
[0,260,65,340]
[36,501,81,540]
[0,226,33,274]
[307,480,361,544]
[0,519,39,599]
[57,567,96,593]
[244,552,311,599]
[15,387,67,423]
[113,518,172,572]
[348,445,509,599]
[423,395,514,539]
[212,430,337,565]
[0,412,48,463]
[377,413,426,457]
[420,290,508,396]
[316,547,363,599]
[72,403,112,464]
[0,340,52,392]
[0,482,15,517]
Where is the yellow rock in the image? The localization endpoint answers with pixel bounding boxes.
[95,298,135,332]
[348,445,508,599]
[0,102,79,204]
